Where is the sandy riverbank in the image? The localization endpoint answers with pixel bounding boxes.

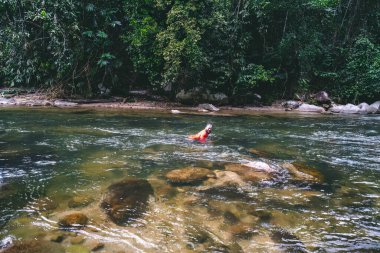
[0,92,331,116]
[0,94,285,114]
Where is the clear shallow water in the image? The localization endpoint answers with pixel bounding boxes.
[0,108,379,252]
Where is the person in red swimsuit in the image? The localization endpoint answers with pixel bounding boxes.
[188,123,212,143]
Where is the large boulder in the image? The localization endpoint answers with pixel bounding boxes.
[101,178,154,225]
[165,167,215,184]
[330,103,360,114]
[295,103,325,113]
[357,102,376,114]
[224,162,276,183]
[370,101,380,113]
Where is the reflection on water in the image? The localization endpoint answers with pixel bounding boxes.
[0,108,379,252]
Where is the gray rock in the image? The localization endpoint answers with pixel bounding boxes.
[198,103,219,112]
[367,106,378,114]
[357,103,371,114]
[176,88,202,104]
[0,98,16,105]
[281,100,301,110]
[28,100,52,106]
[370,101,380,109]
[176,88,229,105]
[206,92,229,105]
[296,103,325,113]
[171,109,181,114]
[53,100,78,107]
[330,103,360,114]
[370,101,380,113]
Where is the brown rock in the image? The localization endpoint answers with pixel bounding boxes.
[225,163,274,182]
[58,213,88,228]
[101,178,154,225]
[165,167,215,184]
[282,162,324,183]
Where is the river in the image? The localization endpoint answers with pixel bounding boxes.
[0,108,379,252]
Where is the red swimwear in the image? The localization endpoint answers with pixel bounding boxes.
[189,129,209,142]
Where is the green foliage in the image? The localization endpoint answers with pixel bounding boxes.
[0,0,379,103]
[236,64,275,94]
[338,36,380,103]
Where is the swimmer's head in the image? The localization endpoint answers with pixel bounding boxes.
[205,123,213,134]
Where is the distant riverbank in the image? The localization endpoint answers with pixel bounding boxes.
[1,92,379,116]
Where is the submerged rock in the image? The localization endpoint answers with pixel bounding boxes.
[101,178,154,225]
[185,225,243,252]
[248,148,273,158]
[198,170,247,191]
[165,167,215,184]
[249,145,298,160]
[65,245,91,253]
[224,162,275,183]
[2,240,65,253]
[68,195,94,208]
[58,213,89,228]
[0,183,17,199]
[282,162,324,183]
[229,221,257,239]
[271,228,307,253]
[32,197,59,212]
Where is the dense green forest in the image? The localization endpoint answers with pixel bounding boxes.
[1,0,379,104]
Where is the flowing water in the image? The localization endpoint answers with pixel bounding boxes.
[0,108,379,252]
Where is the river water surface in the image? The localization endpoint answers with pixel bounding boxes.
[0,108,379,252]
